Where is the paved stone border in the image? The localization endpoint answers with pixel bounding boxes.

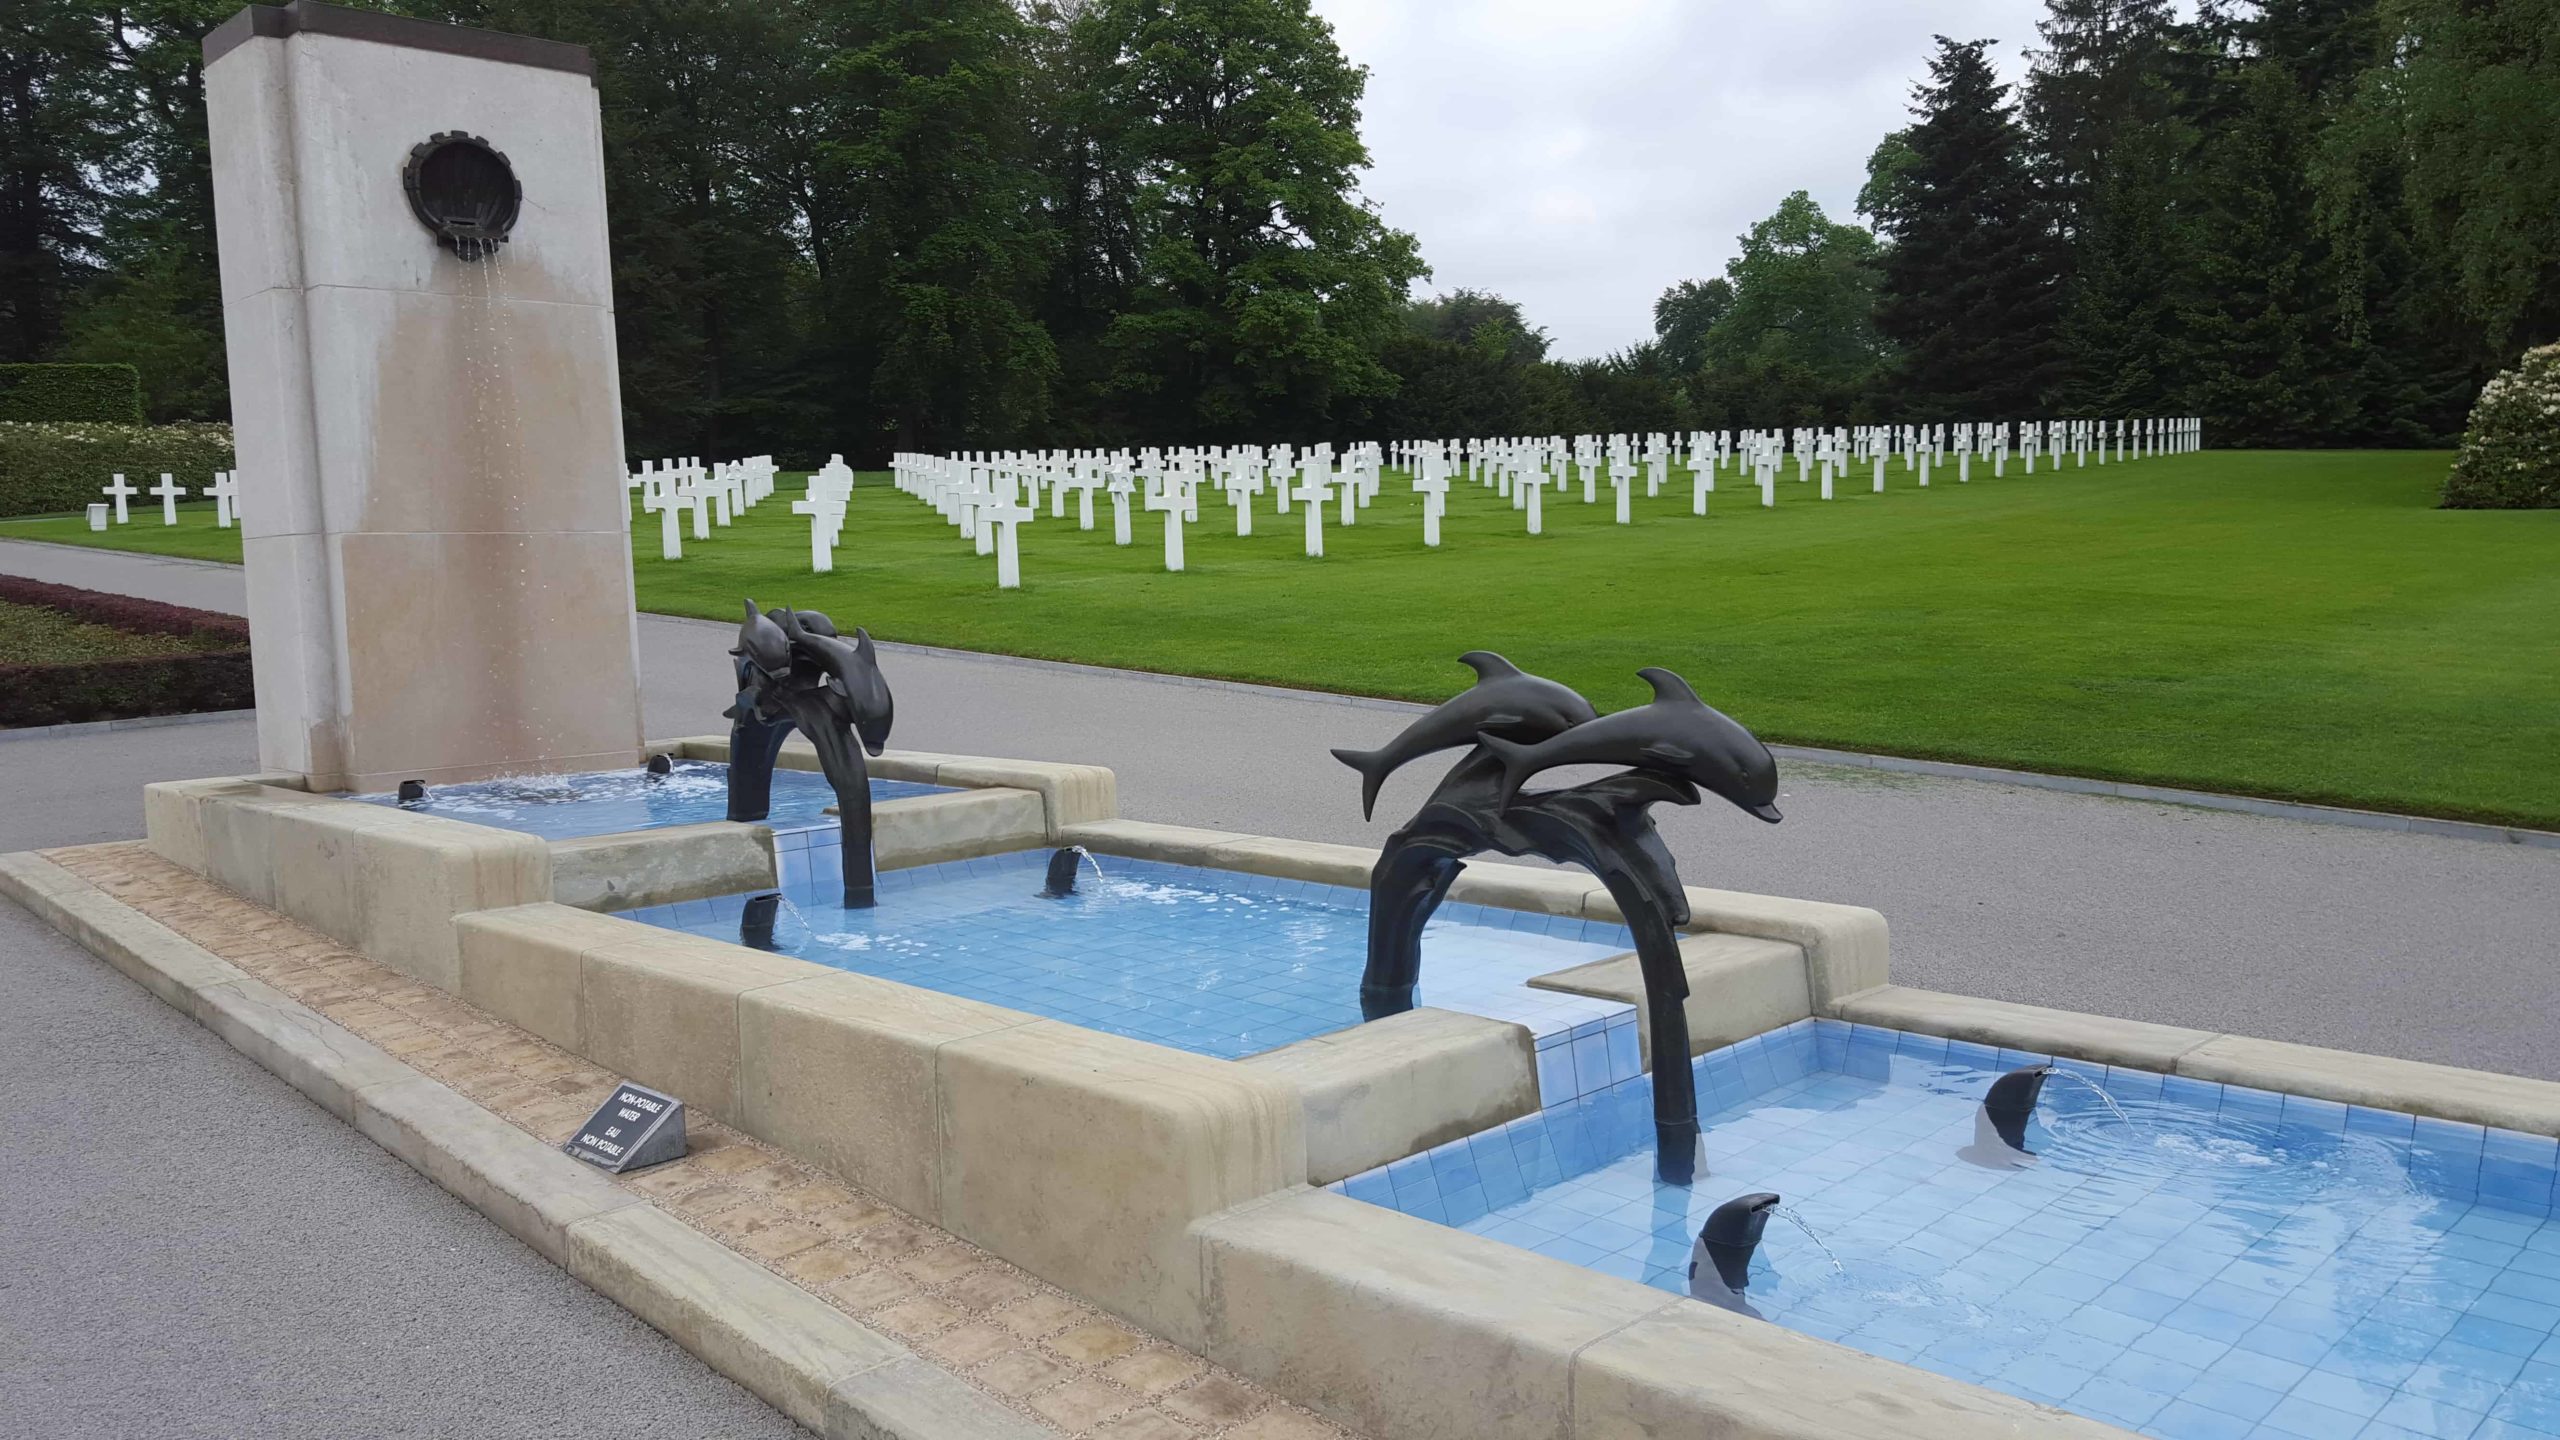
[0,533,249,571]
[1773,742,2560,849]
[0,844,1355,1440]
[0,706,255,742]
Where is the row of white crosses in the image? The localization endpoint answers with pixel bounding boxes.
[889,442,1393,584]
[628,455,779,560]
[867,416,2199,588]
[94,471,215,530]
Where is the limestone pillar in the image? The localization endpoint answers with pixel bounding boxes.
[204,2,644,792]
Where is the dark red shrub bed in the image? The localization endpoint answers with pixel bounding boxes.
[0,576,252,728]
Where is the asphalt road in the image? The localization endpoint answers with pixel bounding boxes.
[0,899,805,1439]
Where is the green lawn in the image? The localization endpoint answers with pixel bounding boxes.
[9,450,2556,829]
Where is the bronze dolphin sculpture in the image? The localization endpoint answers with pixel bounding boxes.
[1330,652,1597,820]
[1476,668,1781,822]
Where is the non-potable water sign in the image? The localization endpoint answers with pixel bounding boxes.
[565,1082,686,1173]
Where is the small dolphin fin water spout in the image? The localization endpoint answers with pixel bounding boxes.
[1959,1065,2053,1169]
[1689,1192,1781,1317]
[1329,651,1595,820]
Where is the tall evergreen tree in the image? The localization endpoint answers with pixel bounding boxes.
[1867,37,2065,416]
[2027,0,2196,413]
[0,5,125,364]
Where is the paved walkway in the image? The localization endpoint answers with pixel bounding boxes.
[6,536,2556,1080]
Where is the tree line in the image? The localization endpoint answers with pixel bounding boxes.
[4,0,2552,461]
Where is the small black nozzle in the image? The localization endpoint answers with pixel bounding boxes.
[1037,847,1084,899]
[740,892,782,951]
[396,779,427,804]
[1696,1192,1782,1294]
[646,753,674,777]
[1983,1065,2054,1152]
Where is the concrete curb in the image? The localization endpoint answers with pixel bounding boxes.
[1771,742,2560,850]
[0,707,255,743]
[0,850,1049,1440]
[0,532,247,572]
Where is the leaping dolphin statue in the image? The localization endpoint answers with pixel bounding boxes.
[1475,668,1783,822]
[777,608,895,756]
[1330,652,1597,820]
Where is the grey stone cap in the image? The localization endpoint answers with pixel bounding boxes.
[205,1,596,80]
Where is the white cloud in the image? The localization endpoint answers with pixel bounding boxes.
[1312,0,2053,359]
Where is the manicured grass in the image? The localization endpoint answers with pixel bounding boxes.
[12,450,2556,829]
[0,499,246,563]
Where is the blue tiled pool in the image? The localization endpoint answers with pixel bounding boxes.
[348,760,948,840]
[626,849,1644,1072]
[1337,1018,2560,1440]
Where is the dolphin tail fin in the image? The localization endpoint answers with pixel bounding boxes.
[1331,746,1392,821]
[1475,733,1538,809]
[1638,667,1701,704]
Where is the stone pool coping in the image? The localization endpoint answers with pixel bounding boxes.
[1835,984,2560,1140]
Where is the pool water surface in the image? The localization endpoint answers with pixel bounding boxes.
[629,849,1645,1069]
[348,760,947,840]
[1339,1019,2560,1440]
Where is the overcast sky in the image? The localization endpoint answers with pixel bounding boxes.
[1310,0,2056,360]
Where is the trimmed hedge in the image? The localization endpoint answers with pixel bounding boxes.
[0,420,235,518]
[2442,342,2560,510]
[0,575,252,728]
[0,363,144,423]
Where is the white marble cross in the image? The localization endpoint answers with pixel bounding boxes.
[1145,479,1187,572]
[208,471,239,528]
[791,495,841,573]
[1294,471,1331,557]
[101,472,138,524]
[985,491,1034,588]
[150,472,187,524]
[1412,470,1448,547]
[1108,469,1135,546]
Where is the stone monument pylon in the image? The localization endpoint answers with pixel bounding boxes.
[204,1,644,793]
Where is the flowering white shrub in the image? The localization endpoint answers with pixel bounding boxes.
[0,421,235,518]
[2442,343,2560,509]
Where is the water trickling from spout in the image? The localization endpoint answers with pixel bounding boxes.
[2044,1068,2138,1128]
[1772,1206,1846,1275]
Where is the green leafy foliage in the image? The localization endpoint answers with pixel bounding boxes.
[0,420,233,517]
[1084,0,1425,441]
[2441,343,2560,509]
[0,363,144,422]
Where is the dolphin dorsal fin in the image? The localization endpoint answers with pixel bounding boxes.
[1459,651,1524,680]
[1638,667,1701,705]
[853,627,876,660]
